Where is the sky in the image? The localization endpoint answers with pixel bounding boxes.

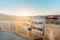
[0,0,60,16]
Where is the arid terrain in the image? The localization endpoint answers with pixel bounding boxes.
[46,24,60,40]
[0,14,60,40]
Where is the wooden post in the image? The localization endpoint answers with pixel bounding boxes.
[43,17,46,40]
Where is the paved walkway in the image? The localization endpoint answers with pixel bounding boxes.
[0,30,31,40]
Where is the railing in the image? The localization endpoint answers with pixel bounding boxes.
[0,21,18,31]
[0,17,46,40]
[0,21,34,39]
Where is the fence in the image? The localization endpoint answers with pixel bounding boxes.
[0,17,46,40]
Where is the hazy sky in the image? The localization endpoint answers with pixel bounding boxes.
[0,0,60,16]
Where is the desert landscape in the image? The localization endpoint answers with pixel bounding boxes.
[0,14,60,40]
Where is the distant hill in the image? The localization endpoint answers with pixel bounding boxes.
[0,13,19,21]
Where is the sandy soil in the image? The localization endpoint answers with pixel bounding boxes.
[46,24,60,40]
